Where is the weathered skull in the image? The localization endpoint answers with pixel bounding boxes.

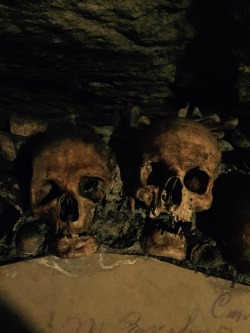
[30,130,120,258]
[135,118,221,260]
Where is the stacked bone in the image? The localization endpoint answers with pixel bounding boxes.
[178,104,250,152]
[0,110,249,281]
[0,114,49,261]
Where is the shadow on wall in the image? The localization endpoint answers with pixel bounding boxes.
[196,172,250,272]
[174,0,243,111]
[0,296,36,333]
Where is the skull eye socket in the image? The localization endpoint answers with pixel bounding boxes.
[147,162,174,187]
[33,180,61,206]
[78,176,104,201]
[184,168,209,194]
[163,176,183,206]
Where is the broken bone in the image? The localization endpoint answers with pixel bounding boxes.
[145,229,187,260]
[10,114,47,137]
[49,234,98,259]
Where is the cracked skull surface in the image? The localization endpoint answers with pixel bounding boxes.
[135,118,221,260]
[30,130,120,258]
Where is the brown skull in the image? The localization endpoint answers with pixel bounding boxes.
[30,130,120,258]
[135,118,221,260]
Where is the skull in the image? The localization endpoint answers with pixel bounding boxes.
[30,130,120,258]
[135,118,221,260]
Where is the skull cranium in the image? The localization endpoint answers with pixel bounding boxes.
[135,118,221,260]
[30,130,120,258]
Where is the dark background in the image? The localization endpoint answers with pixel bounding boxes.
[0,0,249,129]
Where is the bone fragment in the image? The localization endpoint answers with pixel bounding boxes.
[93,126,114,143]
[10,114,47,136]
[0,131,17,161]
[145,230,187,261]
[138,115,150,126]
[216,118,238,131]
[200,117,239,132]
[213,131,225,139]
[0,131,27,161]
[178,103,189,118]
[218,140,234,152]
[16,224,45,255]
[130,105,141,127]
[230,129,250,149]
[195,113,221,127]
[50,235,98,259]
[191,106,203,118]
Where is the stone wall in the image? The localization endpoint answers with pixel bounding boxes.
[0,0,249,126]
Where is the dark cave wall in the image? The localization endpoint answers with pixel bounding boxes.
[0,0,249,125]
[181,0,250,111]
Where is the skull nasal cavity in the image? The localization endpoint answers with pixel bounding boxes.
[184,168,209,194]
[59,194,79,222]
[164,177,182,205]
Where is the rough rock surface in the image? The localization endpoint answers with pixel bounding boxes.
[0,1,249,126]
[0,0,193,124]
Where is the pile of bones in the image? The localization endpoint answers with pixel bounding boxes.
[0,106,249,285]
